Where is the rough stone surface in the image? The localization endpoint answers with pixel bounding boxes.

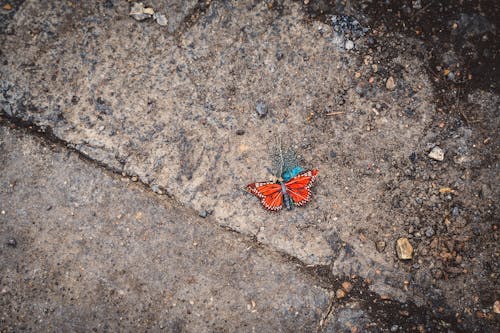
[1,125,470,332]
[0,0,434,269]
[1,0,499,331]
[0,126,330,332]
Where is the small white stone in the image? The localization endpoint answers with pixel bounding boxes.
[129,2,145,15]
[143,7,155,15]
[129,2,153,21]
[345,40,354,50]
[153,13,168,26]
[386,76,396,90]
[428,146,445,161]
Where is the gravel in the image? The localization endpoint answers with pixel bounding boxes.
[7,238,17,248]
[256,101,268,118]
[345,40,354,50]
[428,146,445,161]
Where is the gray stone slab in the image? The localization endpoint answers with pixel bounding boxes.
[0,1,434,270]
[2,1,499,331]
[0,125,330,332]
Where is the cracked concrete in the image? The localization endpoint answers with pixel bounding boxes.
[0,0,433,268]
[0,124,461,332]
[1,0,498,331]
[0,124,332,331]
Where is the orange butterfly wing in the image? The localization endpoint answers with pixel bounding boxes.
[246,182,284,211]
[285,169,318,206]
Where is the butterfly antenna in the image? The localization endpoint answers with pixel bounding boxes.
[278,136,284,178]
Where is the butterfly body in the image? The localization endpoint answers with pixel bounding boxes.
[247,169,318,211]
[279,180,293,210]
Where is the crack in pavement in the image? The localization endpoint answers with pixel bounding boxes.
[2,1,495,330]
[0,122,330,331]
[0,114,468,332]
[0,112,315,271]
[317,295,335,330]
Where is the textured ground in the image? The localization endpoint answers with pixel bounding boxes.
[1,0,498,332]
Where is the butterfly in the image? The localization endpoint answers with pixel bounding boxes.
[246,169,319,211]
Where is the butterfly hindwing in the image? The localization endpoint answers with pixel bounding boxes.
[285,169,318,206]
[246,182,284,211]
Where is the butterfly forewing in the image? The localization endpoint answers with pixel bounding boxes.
[285,169,318,206]
[264,190,284,211]
[246,182,284,211]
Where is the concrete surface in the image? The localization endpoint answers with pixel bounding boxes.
[0,125,331,332]
[1,0,498,331]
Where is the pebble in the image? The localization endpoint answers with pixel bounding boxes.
[428,146,444,161]
[256,101,268,118]
[199,209,213,218]
[336,288,346,299]
[404,108,415,116]
[341,281,353,293]
[386,76,396,90]
[7,238,17,248]
[236,129,245,135]
[494,300,500,314]
[345,40,354,50]
[396,237,413,260]
[412,0,422,9]
[329,15,368,39]
[409,152,417,163]
[425,227,435,238]
[129,2,154,21]
[153,13,168,26]
[143,7,154,15]
[329,150,337,158]
[375,240,386,252]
